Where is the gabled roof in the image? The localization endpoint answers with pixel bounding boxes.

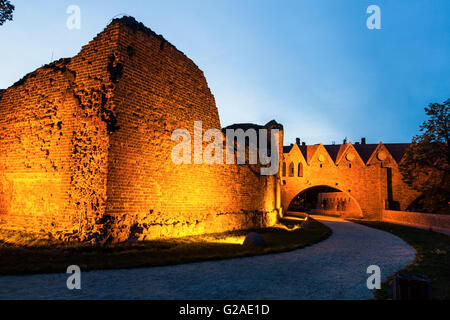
[284,140,411,165]
[284,143,307,163]
[353,144,379,163]
[299,144,320,163]
[365,142,411,165]
[284,144,308,160]
[298,145,307,160]
[384,143,410,163]
[335,143,365,165]
[324,144,346,162]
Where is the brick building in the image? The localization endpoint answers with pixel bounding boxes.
[281,139,420,219]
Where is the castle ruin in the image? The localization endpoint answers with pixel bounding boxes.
[0,17,420,244]
[0,17,281,243]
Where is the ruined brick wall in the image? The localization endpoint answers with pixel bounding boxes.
[0,17,280,242]
[0,61,80,235]
[103,18,279,241]
[0,23,124,240]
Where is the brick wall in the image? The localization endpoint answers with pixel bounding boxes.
[0,23,122,240]
[382,210,450,230]
[316,192,361,216]
[281,142,420,219]
[0,17,281,243]
[104,19,280,241]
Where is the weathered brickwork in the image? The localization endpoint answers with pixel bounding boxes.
[0,23,125,241]
[0,16,422,243]
[315,192,361,216]
[281,141,420,219]
[0,17,281,243]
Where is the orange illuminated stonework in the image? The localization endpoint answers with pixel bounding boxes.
[0,17,281,243]
[281,141,420,219]
[0,17,420,244]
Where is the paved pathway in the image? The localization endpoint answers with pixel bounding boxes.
[0,216,415,299]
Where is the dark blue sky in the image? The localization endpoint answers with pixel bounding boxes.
[1,0,449,144]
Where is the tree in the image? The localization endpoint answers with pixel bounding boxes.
[0,0,14,26]
[400,99,450,213]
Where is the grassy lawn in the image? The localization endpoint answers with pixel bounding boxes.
[0,218,330,275]
[350,220,450,300]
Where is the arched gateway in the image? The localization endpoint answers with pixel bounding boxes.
[281,140,420,219]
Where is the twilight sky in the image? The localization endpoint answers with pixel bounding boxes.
[1,0,449,145]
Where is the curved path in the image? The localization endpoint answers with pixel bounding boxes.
[0,216,415,299]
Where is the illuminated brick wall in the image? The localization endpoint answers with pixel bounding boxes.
[0,23,121,240]
[281,142,420,219]
[0,17,281,243]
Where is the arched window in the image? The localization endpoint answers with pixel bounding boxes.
[282,162,286,176]
[298,163,303,177]
[289,162,294,177]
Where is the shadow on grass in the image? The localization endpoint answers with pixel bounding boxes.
[0,218,331,276]
[349,220,450,300]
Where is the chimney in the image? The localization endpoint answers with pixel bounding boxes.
[290,143,293,147]
[302,142,306,146]
[296,138,300,145]
[361,137,366,145]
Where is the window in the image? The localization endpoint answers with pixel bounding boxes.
[289,162,294,177]
[298,163,303,177]
[282,162,286,176]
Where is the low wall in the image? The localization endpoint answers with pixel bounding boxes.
[310,209,341,217]
[382,210,450,231]
[310,209,363,219]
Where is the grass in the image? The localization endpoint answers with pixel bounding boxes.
[0,218,331,275]
[349,220,450,300]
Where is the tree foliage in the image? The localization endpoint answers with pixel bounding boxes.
[400,99,450,213]
[0,0,14,26]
